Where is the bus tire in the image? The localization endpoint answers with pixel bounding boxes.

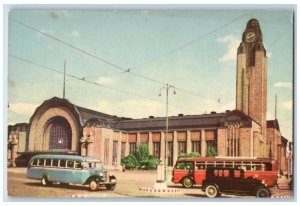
[256,187,270,198]
[182,177,194,188]
[205,184,219,198]
[41,177,52,187]
[89,179,100,191]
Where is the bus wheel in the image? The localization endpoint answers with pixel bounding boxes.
[182,177,194,188]
[205,185,219,198]
[41,177,52,187]
[89,180,100,191]
[256,187,271,198]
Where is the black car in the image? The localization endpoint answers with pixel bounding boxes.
[201,167,271,198]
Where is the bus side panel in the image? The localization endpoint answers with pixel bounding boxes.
[244,171,277,187]
[172,170,190,183]
[27,167,44,179]
[193,170,206,185]
[50,169,90,184]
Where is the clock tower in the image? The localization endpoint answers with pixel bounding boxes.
[236,19,267,136]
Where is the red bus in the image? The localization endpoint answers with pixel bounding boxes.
[172,157,277,188]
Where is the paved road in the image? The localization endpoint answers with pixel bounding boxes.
[6,168,293,199]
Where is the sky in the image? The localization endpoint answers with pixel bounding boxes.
[6,7,294,141]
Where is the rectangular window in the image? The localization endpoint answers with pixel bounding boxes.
[252,162,262,171]
[167,142,173,166]
[153,142,161,159]
[52,159,59,167]
[45,159,52,167]
[178,141,187,155]
[74,160,81,169]
[206,140,217,156]
[242,162,251,170]
[59,159,66,168]
[192,141,201,154]
[196,162,205,170]
[67,160,74,168]
[129,143,136,154]
[104,139,109,165]
[121,142,126,160]
[31,159,38,166]
[112,140,118,165]
[176,162,193,170]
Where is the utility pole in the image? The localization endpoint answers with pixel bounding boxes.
[63,59,66,99]
[159,84,176,183]
[275,94,277,119]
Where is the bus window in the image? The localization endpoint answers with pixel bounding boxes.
[225,162,233,168]
[252,162,262,171]
[234,170,241,177]
[223,170,230,177]
[175,162,193,170]
[216,162,224,168]
[52,159,59,167]
[37,159,44,166]
[67,160,74,168]
[59,159,67,168]
[234,162,242,169]
[206,162,214,168]
[242,162,251,170]
[196,162,205,170]
[263,162,273,171]
[31,159,38,166]
[74,160,81,169]
[45,159,51,167]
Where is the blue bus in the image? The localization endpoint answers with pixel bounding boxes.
[27,154,117,191]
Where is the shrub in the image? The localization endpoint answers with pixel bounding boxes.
[121,154,137,170]
[178,152,200,158]
[121,143,160,170]
[207,147,217,157]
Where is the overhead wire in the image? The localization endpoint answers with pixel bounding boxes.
[9,54,203,114]
[11,14,248,106]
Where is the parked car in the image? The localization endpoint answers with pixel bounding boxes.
[201,167,271,198]
[27,154,117,191]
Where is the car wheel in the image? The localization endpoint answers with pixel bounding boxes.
[256,187,271,198]
[89,180,100,191]
[106,184,116,190]
[41,177,52,187]
[205,185,219,198]
[182,177,194,188]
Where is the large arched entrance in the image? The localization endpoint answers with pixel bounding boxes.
[47,117,72,150]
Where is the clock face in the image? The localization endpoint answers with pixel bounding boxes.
[245,32,256,42]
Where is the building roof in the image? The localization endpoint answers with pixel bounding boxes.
[26,97,256,132]
[113,112,227,131]
[267,119,280,131]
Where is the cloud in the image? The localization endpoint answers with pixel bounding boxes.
[71,30,80,37]
[274,82,292,90]
[217,34,240,62]
[281,100,293,110]
[96,76,115,85]
[9,102,38,115]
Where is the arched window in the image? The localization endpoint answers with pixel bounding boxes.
[49,117,72,150]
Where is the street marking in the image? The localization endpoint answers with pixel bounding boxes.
[139,188,181,193]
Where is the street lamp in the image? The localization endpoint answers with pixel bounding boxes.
[159,83,176,183]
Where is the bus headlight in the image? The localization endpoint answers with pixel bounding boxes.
[99,172,103,177]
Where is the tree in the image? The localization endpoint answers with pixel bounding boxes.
[207,147,217,157]
[121,143,160,170]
